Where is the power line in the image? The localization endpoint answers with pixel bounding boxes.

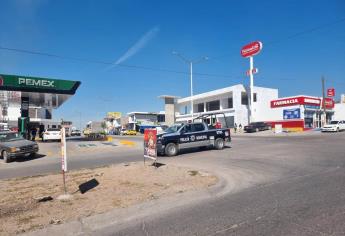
[0,17,344,79]
[0,45,240,79]
[209,17,345,61]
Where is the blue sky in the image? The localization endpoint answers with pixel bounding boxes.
[0,0,344,126]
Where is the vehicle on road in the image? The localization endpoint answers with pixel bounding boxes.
[123,130,137,135]
[244,122,271,133]
[0,131,39,163]
[84,121,105,138]
[42,128,61,142]
[71,129,82,136]
[321,120,345,132]
[157,122,231,156]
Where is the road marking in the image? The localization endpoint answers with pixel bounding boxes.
[119,140,136,147]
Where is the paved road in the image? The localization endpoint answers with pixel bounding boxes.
[92,132,345,236]
[0,136,144,179]
[6,131,345,235]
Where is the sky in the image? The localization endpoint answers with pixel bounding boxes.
[0,0,344,127]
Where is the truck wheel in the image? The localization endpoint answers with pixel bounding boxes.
[2,151,9,163]
[214,138,224,150]
[337,127,340,132]
[165,143,178,156]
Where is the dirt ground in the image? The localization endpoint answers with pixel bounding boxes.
[0,162,217,235]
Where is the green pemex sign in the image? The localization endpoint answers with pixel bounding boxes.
[0,74,81,95]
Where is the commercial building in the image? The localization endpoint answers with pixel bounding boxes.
[126,111,165,131]
[166,84,278,127]
[160,84,339,132]
[0,74,80,131]
[268,95,335,131]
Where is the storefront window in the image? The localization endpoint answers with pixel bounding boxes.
[241,92,248,105]
[206,100,220,111]
[304,111,314,128]
[227,97,233,108]
[197,103,204,112]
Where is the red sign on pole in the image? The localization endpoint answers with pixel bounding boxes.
[241,41,263,58]
[327,88,335,97]
[323,98,335,109]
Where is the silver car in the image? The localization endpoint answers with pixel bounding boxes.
[0,132,39,163]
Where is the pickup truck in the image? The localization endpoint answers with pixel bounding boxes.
[157,122,231,156]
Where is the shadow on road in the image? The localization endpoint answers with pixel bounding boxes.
[12,154,46,162]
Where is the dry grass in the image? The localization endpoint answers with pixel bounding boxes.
[0,162,217,235]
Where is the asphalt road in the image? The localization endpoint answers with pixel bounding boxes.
[0,136,145,179]
[93,132,345,236]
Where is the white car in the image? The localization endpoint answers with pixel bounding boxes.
[321,120,345,132]
[42,128,61,141]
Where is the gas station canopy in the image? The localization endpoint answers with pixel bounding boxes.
[0,74,80,95]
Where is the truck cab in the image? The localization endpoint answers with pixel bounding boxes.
[157,122,231,156]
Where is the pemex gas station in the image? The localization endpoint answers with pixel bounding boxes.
[0,74,80,137]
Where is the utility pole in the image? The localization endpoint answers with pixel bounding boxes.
[172,52,208,121]
[321,76,326,126]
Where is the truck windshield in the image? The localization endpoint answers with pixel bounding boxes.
[164,124,183,133]
[0,133,24,142]
[330,121,339,124]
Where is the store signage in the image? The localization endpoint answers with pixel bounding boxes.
[271,96,321,108]
[241,41,263,58]
[18,78,55,88]
[283,108,301,119]
[327,88,335,97]
[304,105,319,110]
[322,98,335,109]
[0,74,81,95]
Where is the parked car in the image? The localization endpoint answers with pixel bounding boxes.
[321,120,345,132]
[124,130,137,135]
[0,131,39,163]
[42,128,61,142]
[244,122,271,133]
[157,122,231,156]
[71,129,82,136]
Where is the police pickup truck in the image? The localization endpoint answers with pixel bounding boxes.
[157,122,231,156]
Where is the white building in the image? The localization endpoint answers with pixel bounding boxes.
[126,111,165,131]
[174,84,278,127]
[334,103,345,121]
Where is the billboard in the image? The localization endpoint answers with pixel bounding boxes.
[107,112,122,119]
[283,108,301,120]
[144,128,157,160]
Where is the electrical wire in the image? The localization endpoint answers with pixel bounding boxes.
[0,17,344,80]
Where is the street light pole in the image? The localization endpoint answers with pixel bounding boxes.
[190,61,193,119]
[173,52,208,121]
